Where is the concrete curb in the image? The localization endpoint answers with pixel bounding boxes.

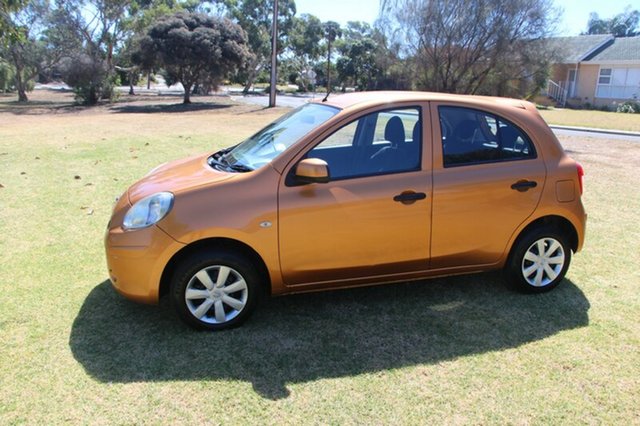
[549,125,640,138]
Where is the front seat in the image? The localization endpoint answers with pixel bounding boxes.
[370,116,405,172]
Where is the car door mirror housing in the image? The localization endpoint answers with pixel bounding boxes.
[295,158,330,184]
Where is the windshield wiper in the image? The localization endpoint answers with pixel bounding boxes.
[208,150,253,173]
[225,162,253,172]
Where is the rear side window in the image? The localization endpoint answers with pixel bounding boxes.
[438,106,536,167]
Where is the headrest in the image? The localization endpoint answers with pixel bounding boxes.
[412,120,421,142]
[384,116,405,146]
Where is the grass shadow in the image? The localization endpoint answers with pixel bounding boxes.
[110,102,233,114]
[70,274,589,400]
[0,100,85,115]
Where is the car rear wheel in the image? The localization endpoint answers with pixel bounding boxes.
[171,249,260,330]
[505,227,572,293]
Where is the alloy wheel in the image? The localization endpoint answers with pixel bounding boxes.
[184,265,248,324]
[521,237,566,287]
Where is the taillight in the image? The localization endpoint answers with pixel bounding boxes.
[576,162,584,195]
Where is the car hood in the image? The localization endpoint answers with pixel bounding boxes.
[127,153,236,204]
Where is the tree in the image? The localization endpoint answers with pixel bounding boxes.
[133,12,251,103]
[586,7,639,37]
[336,38,382,91]
[118,1,211,94]
[322,20,341,93]
[0,0,76,102]
[287,13,323,91]
[1,0,44,102]
[336,22,385,90]
[223,0,296,93]
[46,0,194,103]
[380,0,559,97]
[45,0,136,104]
[0,0,26,43]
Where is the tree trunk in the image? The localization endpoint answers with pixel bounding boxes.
[243,60,263,94]
[11,49,29,102]
[88,87,98,105]
[15,67,28,102]
[183,82,192,104]
[127,69,135,95]
[147,72,151,90]
[17,85,28,102]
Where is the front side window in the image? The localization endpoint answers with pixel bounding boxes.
[438,106,536,167]
[307,107,422,180]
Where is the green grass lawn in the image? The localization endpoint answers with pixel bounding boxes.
[539,108,640,132]
[1,91,639,424]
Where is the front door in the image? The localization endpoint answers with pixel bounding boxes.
[567,69,577,97]
[278,105,432,286]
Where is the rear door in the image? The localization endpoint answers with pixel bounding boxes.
[429,104,546,269]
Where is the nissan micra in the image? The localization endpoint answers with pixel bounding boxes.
[105,91,587,330]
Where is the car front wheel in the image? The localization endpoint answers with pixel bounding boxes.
[505,227,572,293]
[171,249,260,330]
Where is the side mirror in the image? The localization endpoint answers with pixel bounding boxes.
[295,158,330,184]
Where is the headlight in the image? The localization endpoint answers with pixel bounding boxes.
[123,192,174,230]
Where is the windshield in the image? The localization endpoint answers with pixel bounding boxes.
[222,103,339,170]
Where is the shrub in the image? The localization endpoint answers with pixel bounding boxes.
[0,59,16,92]
[616,100,640,114]
[60,54,114,105]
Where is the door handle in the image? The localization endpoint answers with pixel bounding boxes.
[393,191,427,204]
[511,180,537,192]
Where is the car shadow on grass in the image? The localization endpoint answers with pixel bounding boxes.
[70,273,589,400]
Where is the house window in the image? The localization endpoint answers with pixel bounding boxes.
[596,67,640,99]
[598,68,611,84]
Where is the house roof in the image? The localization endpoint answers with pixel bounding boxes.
[549,34,613,63]
[587,36,640,62]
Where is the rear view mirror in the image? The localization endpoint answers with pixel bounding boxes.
[295,158,330,184]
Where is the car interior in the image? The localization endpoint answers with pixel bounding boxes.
[439,106,534,166]
[307,108,422,180]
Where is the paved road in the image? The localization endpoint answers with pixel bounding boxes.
[232,94,640,142]
[231,94,320,109]
[549,127,639,142]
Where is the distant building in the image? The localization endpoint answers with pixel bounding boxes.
[546,34,640,108]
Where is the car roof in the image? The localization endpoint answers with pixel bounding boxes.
[313,90,529,111]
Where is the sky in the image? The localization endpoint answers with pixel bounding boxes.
[293,0,638,36]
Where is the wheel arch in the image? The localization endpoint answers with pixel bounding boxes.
[510,215,579,259]
[159,237,271,299]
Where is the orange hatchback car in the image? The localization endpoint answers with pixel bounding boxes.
[105,91,586,330]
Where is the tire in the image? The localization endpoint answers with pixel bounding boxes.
[170,249,261,331]
[505,227,572,293]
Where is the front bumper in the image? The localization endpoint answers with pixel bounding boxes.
[105,224,184,304]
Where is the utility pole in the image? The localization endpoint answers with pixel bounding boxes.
[326,37,331,94]
[269,0,278,108]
